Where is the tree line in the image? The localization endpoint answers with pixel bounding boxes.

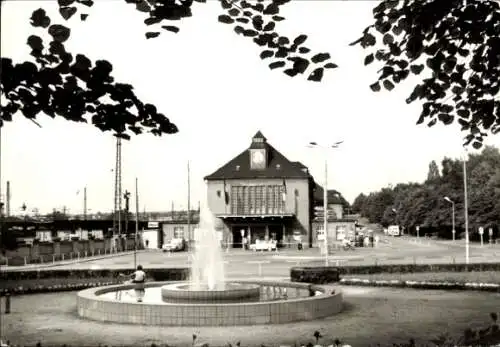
[351,145,500,240]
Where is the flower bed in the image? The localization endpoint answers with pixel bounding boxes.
[339,278,500,292]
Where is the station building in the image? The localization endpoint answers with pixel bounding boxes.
[204,131,353,248]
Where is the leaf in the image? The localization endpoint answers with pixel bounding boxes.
[136,0,151,13]
[218,14,234,24]
[427,118,437,127]
[80,14,89,21]
[30,9,51,28]
[27,35,44,51]
[260,50,274,59]
[236,17,249,24]
[59,6,78,20]
[293,34,308,46]
[277,37,289,45]
[383,80,395,91]
[162,26,179,33]
[298,47,310,54]
[234,26,244,34]
[410,64,424,75]
[370,82,381,92]
[263,22,275,31]
[228,8,240,16]
[382,33,394,45]
[364,53,375,65]
[324,62,338,69]
[144,17,162,25]
[289,57,309,74]
[457,109,470,118]
[263,2,279,15]
[269,61,285,69]
[272,15,285,21]
[308,68,324,82]
[438,113,454,125]
[243,29,258,37]
[58,0,75,6]
[145,32,160,39]
[78,0,94,6]
[349,37,362,46]
[311,53,330,64]
[48,24,71,43]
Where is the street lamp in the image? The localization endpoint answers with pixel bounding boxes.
[443,196,456,241]
[462,152,470,265]
[308,140,343,266]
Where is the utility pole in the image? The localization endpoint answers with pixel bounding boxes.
[113,137,123,239]
[124,190,130,249]
[6,181,10,217]
[83,186,87,220]
[187,161,191,241]
[134,178,139,268]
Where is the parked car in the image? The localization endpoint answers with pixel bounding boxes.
[249,239,277,251]
[162,238,186,252]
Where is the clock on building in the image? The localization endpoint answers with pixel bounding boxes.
[252,150,265,164]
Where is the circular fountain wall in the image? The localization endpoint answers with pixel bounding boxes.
[77,280,343,326]
[161,282,261,302]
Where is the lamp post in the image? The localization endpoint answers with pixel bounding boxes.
[463,153,470,264]
[443,196,456,241]
[308,140,343,266]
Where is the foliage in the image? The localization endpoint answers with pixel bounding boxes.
[352,0,500,148]
[354,145,500,237]
[1,3,178,139]
[2,0,500,145]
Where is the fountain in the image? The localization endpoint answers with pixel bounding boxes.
[189,203,226,291]
[77,198,344,326]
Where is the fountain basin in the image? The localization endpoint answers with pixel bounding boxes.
[161,282,261,303]
[77,280,343,326]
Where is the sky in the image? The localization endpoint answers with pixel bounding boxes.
[1,0,499,216]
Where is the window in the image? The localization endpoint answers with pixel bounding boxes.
[230,185,286,215]
[174,227,184,239]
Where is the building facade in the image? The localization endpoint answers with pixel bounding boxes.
[204,131,316,248]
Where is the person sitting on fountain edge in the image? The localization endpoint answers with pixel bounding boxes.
[121,265,146,302]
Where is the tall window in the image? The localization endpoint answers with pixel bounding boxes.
[174,227,184,239]
[230,185,286,215]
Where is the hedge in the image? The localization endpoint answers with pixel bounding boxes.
[290,262,500,283]
[338,278,500,292]
[0,267,190,295]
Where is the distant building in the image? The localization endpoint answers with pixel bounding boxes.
[204,131,352,249]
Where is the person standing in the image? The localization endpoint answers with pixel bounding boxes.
[121,265,146,302]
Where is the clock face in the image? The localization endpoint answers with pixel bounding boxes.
[252,151,265,164]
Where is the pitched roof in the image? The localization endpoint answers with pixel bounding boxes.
[312,184,345,205]
[204,133,311,180]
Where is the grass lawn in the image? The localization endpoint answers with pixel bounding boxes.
[2,286,500,347]
[342,271,500,284]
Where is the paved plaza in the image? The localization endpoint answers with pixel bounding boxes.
[6,234,499,276]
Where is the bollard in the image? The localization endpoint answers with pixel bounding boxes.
[39,256,43,264]
[98,249,101,255]
[452,257,456,264]
[77,252,80,260]
[5,293,11,314]
[84,251,87,258]
[70,253,73,260]
[24,256,27,266]
[91,250,94,257]
[52,255,55,264]
[62,253,65,261]
[374,258,378,266]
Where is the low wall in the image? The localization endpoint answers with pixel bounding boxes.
[77,281,343,326]
[2,238,142,266]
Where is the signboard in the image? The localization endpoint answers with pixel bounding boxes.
[479,227,484,235]
[147,221,159,229]
[489,228,493,236]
